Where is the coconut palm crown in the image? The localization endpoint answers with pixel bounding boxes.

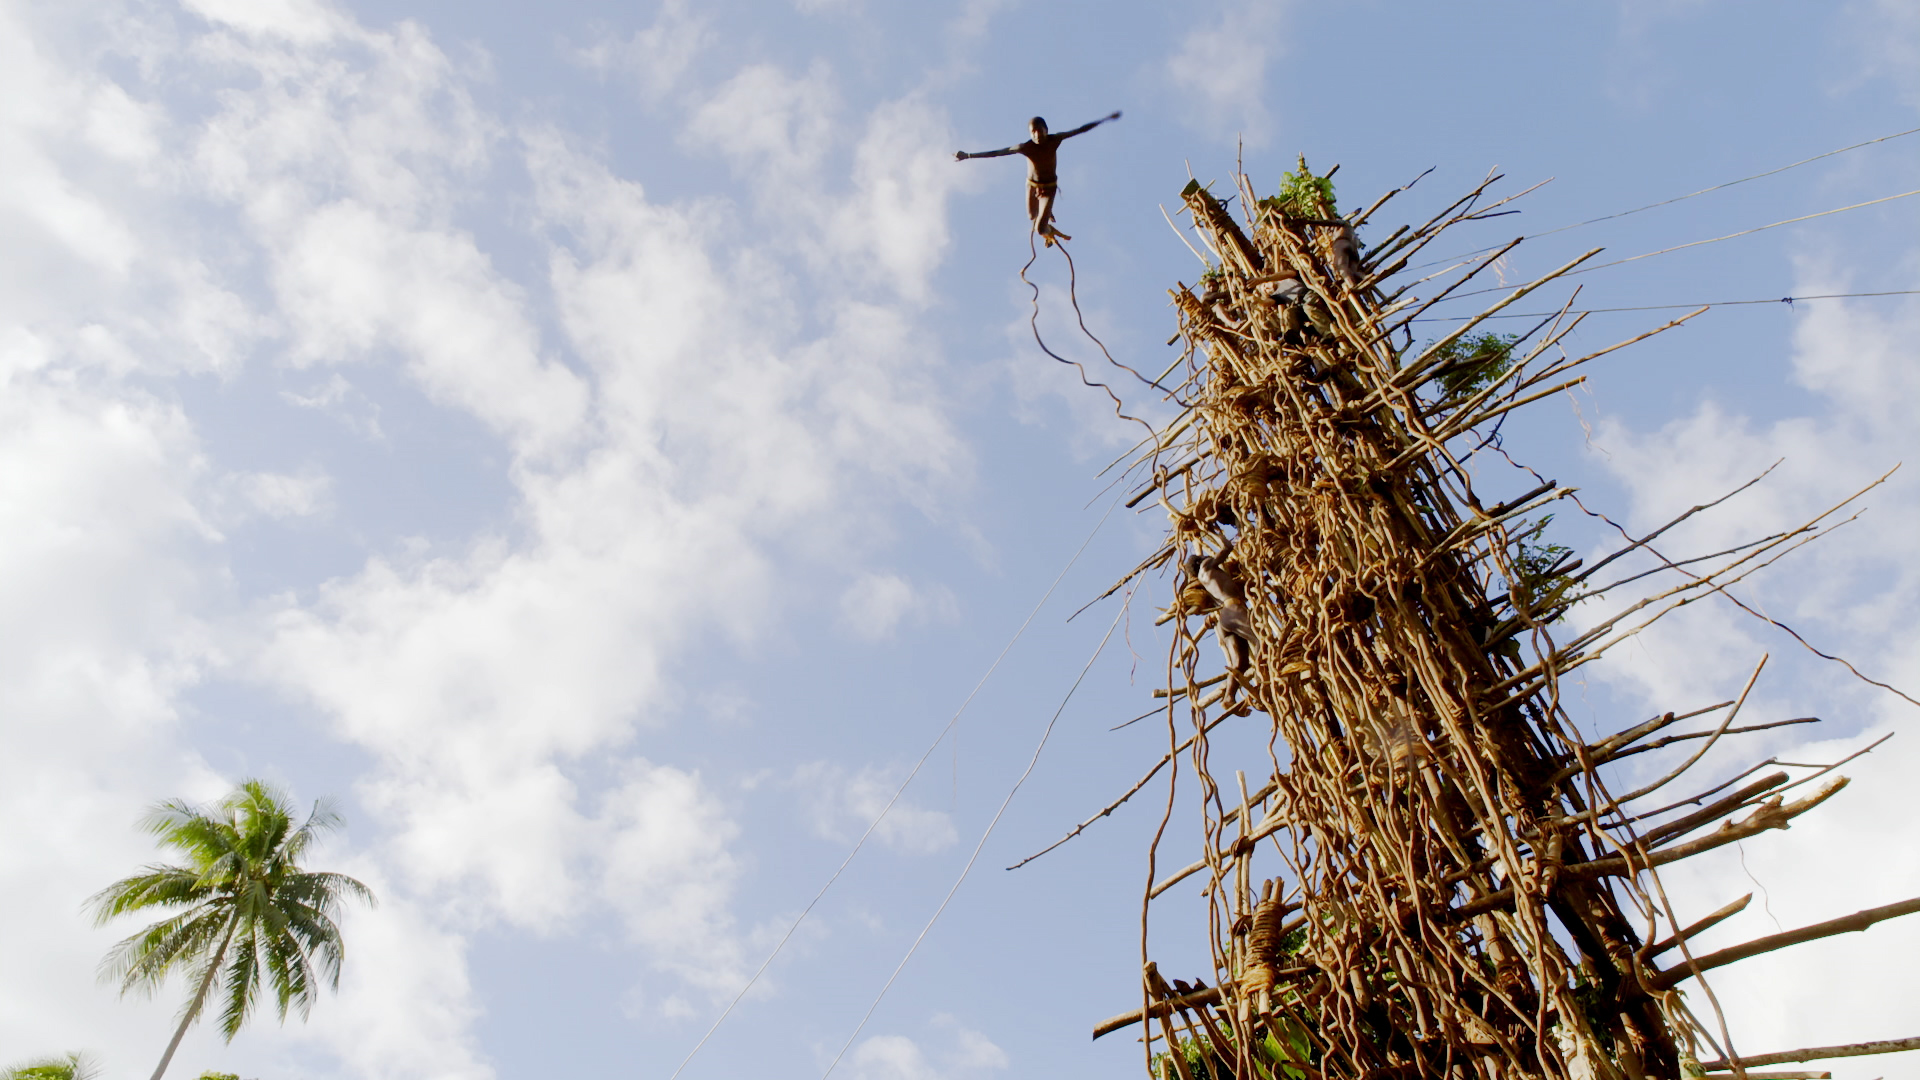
[1,1052,98,1080]
[88,780,375,1080]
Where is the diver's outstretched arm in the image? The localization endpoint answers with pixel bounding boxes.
[1058,111,1122,140]
[954,145,1021,161]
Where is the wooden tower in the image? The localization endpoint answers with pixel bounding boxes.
[1081,165,1917,1080]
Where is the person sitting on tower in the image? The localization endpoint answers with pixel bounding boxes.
[954,112,1121,245]
[1187,543,1255,711]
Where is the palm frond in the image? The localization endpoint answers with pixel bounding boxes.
[264,922,318,1020]
[215,924,261,1042]
[87,867,212,924]
[1,1051,98,1080]
[100,907,229,994]
[95,779,376,1051]
[146,806,235,873]
[278,902,347,988]
[292,871,377,911]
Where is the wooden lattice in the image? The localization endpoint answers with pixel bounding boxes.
[1072,165,1918,1080]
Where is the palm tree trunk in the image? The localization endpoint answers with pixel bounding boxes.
[149,920,237,1080]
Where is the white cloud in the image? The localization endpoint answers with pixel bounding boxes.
[830,96,966,303]
[284,881,491,1080]
[226,467,333,519]
[0,348,226,1072]
[181,0,346,44]
[185,20,585,460]
[1165,0,1289,146]
[597,762,747,1000]
[947,0,1015,46]
[0,21,143,279]
[572,0,711,102]
[0,0,985,1070]
[687,61,839,182]
[839,571,957,640]
[791,762,958,855]
[945,1023,1010,1072]
[272,199,589,457]
[841,572,918,639]
[79,80,164,164]
[228,1,966,1042]
[852,1036,939,1080]
[1849,0,1920,107]
[280,372,384,439]
[847,1020,1008,1080]
[1581,275,1920,1054]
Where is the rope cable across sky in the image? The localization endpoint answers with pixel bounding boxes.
[1406,125,1920,272]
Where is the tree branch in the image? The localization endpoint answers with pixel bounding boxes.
[1699,1035,1920,1071]
[1563,777,1849,879]
[1654,896,1920,990]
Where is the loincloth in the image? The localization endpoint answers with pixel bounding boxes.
[1027,178,1059,193]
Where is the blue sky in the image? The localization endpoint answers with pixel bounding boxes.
[4,1,1920,1078]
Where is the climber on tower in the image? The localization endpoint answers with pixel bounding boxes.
[1187,543,1255,694]
[954,111,1121,245]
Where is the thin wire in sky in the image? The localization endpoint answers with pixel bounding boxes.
[667,491,1126,1080]
[818,586,1135,1079]
[1408,288,1920,321]
[1433,188,1920,304]
[1409,124,1920,271]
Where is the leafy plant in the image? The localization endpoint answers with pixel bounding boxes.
[1259,1017,1315,1080]
[2,1053,97,1080]
[88,780,376,1080]
[1261,159,1337,220]
[1506,515,1575,617]
[1427,332,1520,397]
[1151,1035,1231,1080]
[1150,1022,1315,1080]
[1567,975,1619,1058]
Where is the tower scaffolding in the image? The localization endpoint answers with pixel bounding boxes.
[1078,164,1918,1080]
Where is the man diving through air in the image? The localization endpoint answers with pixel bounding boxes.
[955,112,1121,245]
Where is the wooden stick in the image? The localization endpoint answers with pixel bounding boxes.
[1007,712,1234,870]
[1562,777,1849,879]
[1616,758,1786,828]
[1433,375,1588,442]
[1068,544,1175,623]
[1348,165,1434,231]
[1149,807,1289,898]
[1699,1036,1920,1071]
[1091,985,1224,1040]
[1391,248,1603,390]
[1610,656,1768,805]
[1127,456,1205,508]
[1154,672,1230,698]
[1638,772,1788,849]
[1605,716,1820,766]
[1538,703,1733,790]
[1507,307,1708,398]
[1644,893,1750,959]
[1574,463,1782,584]
[1362,171,1505,269]
[1653,895,1920,990]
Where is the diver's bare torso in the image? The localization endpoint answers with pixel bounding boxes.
[955,112,1120,242]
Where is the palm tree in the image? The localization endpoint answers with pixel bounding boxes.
[1,1052,98,1080]
[87,780,376,1080]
